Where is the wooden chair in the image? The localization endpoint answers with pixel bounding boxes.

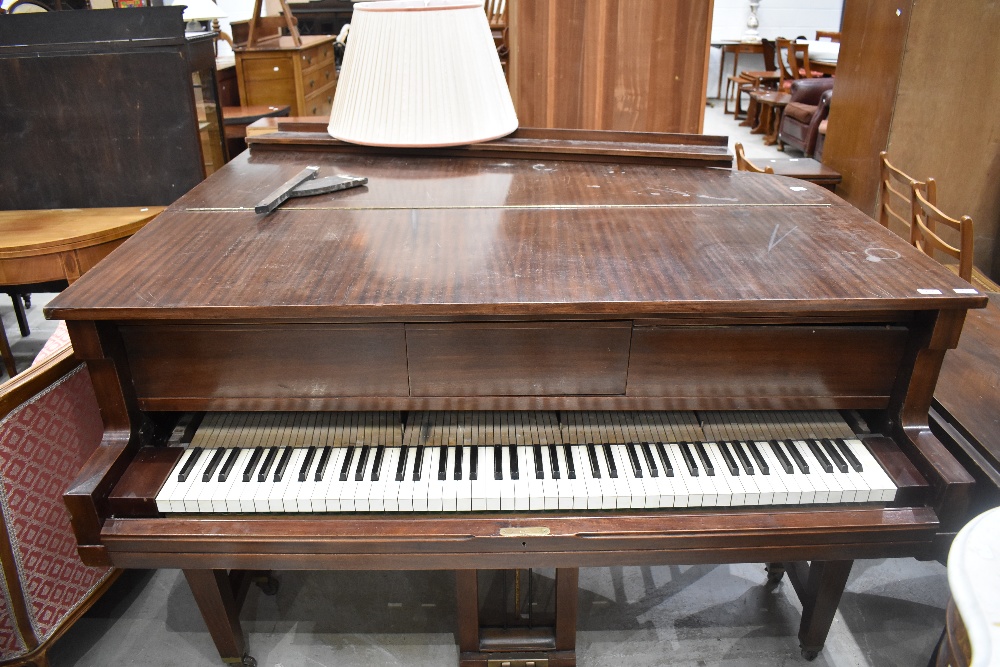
[911,184,974,282]
[734,143,774,174]
[815,30,841,42]
[776,39,822,90]
[725,39,777,118]
[484,0,508,74]
[0,344,116,666]
[878,151,936,240]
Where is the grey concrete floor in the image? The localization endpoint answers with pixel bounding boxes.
[8,107,941,667]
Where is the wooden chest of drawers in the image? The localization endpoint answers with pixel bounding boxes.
[235,35,337,117]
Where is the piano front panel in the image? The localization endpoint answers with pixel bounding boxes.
[406,322,631,396]
[117,320,913,412]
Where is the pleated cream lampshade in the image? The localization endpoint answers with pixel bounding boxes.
[328,0,518,147]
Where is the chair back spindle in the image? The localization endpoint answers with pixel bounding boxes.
[911,185,974,283]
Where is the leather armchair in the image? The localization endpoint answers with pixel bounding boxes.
[777,78,835,157]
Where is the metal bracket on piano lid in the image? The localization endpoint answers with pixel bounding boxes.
[487,660,549,667]
[254,166,368,215]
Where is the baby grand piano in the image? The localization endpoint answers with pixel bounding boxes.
[47,126,986,667]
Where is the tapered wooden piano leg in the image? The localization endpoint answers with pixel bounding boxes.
[784,560,853,661]
[456,569,480,657]
[554,567,578,653]
[184,569,249,665]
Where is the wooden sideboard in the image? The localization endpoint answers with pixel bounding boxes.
[235,34,337,117]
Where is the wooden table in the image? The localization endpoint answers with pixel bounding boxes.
[753,157,842,191]
[713,40,765,99]
[750,90,792,145]
[0,207,163,377]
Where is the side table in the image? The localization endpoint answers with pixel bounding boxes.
[0,206,164,378]
[750,90,792,146]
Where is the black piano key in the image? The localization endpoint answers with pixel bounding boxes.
[273,446,294,482]
[298,446,317,482]
[218,448,240,483]
[454,445,463,480]
[784,440,810,474]
[412,445,424,482]
[717,441,740,476]
[470,446,478,481]
[586,444,601,478]
[679,442,699,477]
[694,442,714,476]
[509,445,519,480]
[548,445,560,480]
[177,447,203,482]
[437,446,449,481]
[355,445,371,482]
[315,446,333,482]
[769,440,793,474]
[747,441,769,475]
[821,438,849,473]
[202,448,226,483]
[640,442,659,477]
[493,445,503,480]
[806,439,833,473]
[600,444,618,478]
[732,441,755,475]
[394,446,409,482]
[563,445,576,479]
[339,445,356,482]
[655,442,674,477]
[258,447,279,482]
[625,443,643,478]
[243,447,263,482]
[533,444,544,479]
[835,438,863,472]
[785,440,809,475]
[371,445,385,481]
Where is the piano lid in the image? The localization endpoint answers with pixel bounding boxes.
[46,148,986,321]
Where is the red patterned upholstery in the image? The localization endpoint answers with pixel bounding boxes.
[0,360,112,662]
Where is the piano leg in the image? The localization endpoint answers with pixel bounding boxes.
[184,569,254,666]
[783,560,854,661]
[456,568,578,666]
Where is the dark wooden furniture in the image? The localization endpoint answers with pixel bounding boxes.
[749,90,791,146]
[46,126,986,667]
[931,292,1000,521]
[713,40,765,100]
[286,0,353,36]
[748,157,842,190]
[878,151,937,242]
[0,7,225,209]
[509,0,712,133]
[222,105,290,159]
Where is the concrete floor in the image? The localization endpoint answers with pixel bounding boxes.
[4,105,946,667]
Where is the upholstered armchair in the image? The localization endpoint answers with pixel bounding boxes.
[777,78,835,157]
[0,343,114,666]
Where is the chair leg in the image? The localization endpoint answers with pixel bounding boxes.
[0,321,16,378]
[11,294,29,337]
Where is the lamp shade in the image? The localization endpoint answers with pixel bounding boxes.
[328,0,518,147]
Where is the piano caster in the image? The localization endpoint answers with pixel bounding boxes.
[765,563,785,585]
[253,573,279,596]
[800,648,819,661]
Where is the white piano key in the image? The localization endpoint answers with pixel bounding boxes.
[221,448,254,513]
[484,446,502,511]
[552,445,572,510]
[294,447,328,512]
[439,447,458,512]
[846,439,897,502]
[180,448,217,513]
[156,447,199,513]
[671,443,706,507]
[704,443,737,507]
[798,440,839,504]
[417,446,438,512]
[610,445,642,509]
[655,443,687,508]
[591,445,620,510]
[753,442,791,505]
[393,446,415,512]
[316,447,348,512]
[470,446,488,511]
[724,442,760,506]
[513,446,531,511]
[457,446,474,512]
[628,443,661,508]
[528,446,547,511]
[274,448,307,512]
[570,446,598,510]
[338,446,366,512]
[563,446,587,510]
[768,441,809,505]
[356,446,386,511]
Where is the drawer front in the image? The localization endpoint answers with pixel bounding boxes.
[122,324,409,403]
[627,325,907,405]
[241,56,294,82]
[302,63,336,96]
[303,82,336,117]
[300,43,335,72]
[406,322,632,396]
[244,77,297,108]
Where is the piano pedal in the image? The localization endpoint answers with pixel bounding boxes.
[765,563,785,586]
[223,655,256,667]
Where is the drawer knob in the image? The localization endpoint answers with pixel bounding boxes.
[273,66,280,72]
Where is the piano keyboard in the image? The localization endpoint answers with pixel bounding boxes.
[155,411,897,513]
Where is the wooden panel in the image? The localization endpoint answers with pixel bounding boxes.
[627,326,908,401]
[886,0,1000,278]
[406,322,631,396]
[240,56,295,82]
[508,0,712,133]
[822,0,913,216]
[121,324,409,401]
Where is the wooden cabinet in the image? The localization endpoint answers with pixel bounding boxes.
[235,35,337,117]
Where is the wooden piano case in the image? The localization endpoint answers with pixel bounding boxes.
[45,127,986,666]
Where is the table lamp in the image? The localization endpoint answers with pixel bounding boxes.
[328,0,518,147]
[170,0,226,32]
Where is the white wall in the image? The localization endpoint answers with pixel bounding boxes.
[708,0,843,97]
